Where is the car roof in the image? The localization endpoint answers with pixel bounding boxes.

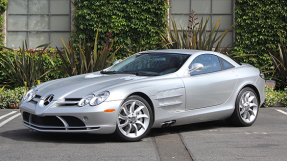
[140,49,207,55]
[139,49,240,67]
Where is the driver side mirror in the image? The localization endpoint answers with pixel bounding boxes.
[188,63,204,74]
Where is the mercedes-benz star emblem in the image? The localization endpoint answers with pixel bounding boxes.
[43,94,54,106]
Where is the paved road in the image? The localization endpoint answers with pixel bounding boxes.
[0,108,286,161]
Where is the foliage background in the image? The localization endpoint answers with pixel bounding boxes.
[0,0,8,85]
[233,0,287,79]
[72,0,169,58]
[265,87,287,107]
[0,87,25,109]
[0,49,65,87]
[0,0,7,45]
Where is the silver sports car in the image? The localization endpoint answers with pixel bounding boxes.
[19,49,266,141]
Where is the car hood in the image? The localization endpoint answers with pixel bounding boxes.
[35,73,148,100]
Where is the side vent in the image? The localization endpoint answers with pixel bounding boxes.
[161,120,176,128]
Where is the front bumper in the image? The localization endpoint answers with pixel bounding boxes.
[255,76,266,106]
[19,100,122,134]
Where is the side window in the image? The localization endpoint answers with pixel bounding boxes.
[189,54,222,76]
[219,57,234,70]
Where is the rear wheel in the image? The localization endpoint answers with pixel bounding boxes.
[114,95,153,142]
[227,87,259,126]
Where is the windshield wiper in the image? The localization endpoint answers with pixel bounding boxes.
[100,71,135,74]
[100,70,159,76]
[100,70,122,74]
[135,71,160,76]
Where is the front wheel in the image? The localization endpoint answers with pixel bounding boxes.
[114,95,153,142]
[227,87,259,126]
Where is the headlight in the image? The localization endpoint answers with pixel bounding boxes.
[22,88,36,102]
[78,91,110,107]
[259,71,265,79]
[90,91,110,106]
[78,95,94,107]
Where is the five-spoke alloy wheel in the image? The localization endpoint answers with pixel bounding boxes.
[227,87,259,126]
[115,95,153,141]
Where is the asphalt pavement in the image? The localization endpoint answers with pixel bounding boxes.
[0,108,286,161]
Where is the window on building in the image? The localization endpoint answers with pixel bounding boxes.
[7,0,71,48]
[169,0,234,47]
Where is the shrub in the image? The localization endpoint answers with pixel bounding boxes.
[158,10,233,51]
[42,48,66,81]
[233,0,287,80]
[56,28,122,77]
[0,86,25,109]
[267,31,287,90]
[0,0,8,45]
[0,47,66,87]
[264,87,287,107]
[0,43,54,88]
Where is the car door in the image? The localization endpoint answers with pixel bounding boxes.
[181,54,238,110]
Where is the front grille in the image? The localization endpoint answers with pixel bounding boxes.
[57,98,82,106]
[31,115,63,126]
[60,116,85,126]
[29,94,42,105]
[23,112,63,126]
[22,112,98,132]
[23,112,30,122]
[65,98,81,101]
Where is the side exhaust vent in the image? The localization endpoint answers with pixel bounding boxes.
[161,120,176,128]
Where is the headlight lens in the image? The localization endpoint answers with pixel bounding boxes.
[260,71,265,79]
[22,88,36,102]
[78,95,94,107]
[78,91,110,107]
[90,91,110,106]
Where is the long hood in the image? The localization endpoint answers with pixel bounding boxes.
[35,73,148,100]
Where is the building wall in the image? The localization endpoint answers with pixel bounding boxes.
[169,0,235,47]
[4,0,74,48]
[3,0,235,48]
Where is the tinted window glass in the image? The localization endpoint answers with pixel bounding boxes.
[189,54,222,76]
[108,53,190,75]
[219,57,234,69]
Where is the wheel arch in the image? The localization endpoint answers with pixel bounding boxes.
[240,84,261,104]
[127,92,155,123]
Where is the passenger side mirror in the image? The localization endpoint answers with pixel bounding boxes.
[188,63,204,74]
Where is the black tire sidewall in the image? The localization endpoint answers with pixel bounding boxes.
[234,87,259,126]
[114,95,154,142]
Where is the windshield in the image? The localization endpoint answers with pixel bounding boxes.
[104,53,190,76]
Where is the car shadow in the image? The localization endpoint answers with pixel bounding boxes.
[148,120,233,137]
[0,120,233,143]
[0,128,117,143]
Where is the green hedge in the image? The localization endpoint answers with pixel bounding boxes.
[72,0,169,58]
[265,87,287,107]
[0,49,66,87]
[0,0,7,45]
[0,87,25,109]
[233,0,287,76]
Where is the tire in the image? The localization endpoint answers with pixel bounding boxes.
[227,87,259,126]
[114,95,154,142]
